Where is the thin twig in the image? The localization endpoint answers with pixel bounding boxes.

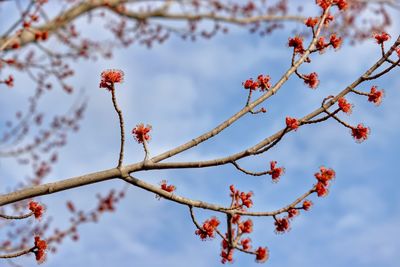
[110,86,125,168]
[0,212,33,220]
[0,247,33,259]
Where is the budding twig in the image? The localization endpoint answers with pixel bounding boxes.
[0,212,33,220]
[0,247,34,259]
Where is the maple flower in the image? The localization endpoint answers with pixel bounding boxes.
[4,75,14,87]
[195,217,220,240]
[316,37,327,52]
[231,214,241,224]
[132,123,152,143]
[243,79,259,90]
[305,17,319,27]
[334,0,348,10]
[160,180,176,193]
[257,74,271,91]
[323,13,334,25]
[239,191,253,208]
[286,116,299,131]
[338,97,352,114]
[239,219,253,234]
[287,208,299,219]
[28,201,44,220]
[316,0,332,10]
[315,166,336,186]
[269,161,285,182]
[315,182,328,197]
[255,247,269,263]
[33,236,48,264]
[368,86,384,105]
[288,36,305,54]
[374,32,390,44]
[274,217,290,233]
[351,124,369,143]
[330,34,342,49]
[220,249,234,264]
[240,238,252,251]
[314,167,335,197]
[99,69,124,90]
[302,199,313,211]
[303,72,319,89]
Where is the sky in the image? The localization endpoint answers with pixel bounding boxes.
[1,1,400,267]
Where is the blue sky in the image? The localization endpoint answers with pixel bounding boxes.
[1,2,400,267]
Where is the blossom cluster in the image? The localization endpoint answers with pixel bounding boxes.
[33,236,48,264]
[132,123,152,143]
[29,201,44,220]
[99,69,124,90]
[195,217,220,240]
[285,116,299,130]
[160,180,176,193]
[351,124,370,143]
[229,185,253,209]
[314,167,336,197]
[269,161,285,182]
[242,75,271,92]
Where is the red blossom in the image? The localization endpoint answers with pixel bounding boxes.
[274,217,290,233]
[334,0,348,10]
[338,97,352,114]
[302,199,313,211]
[314,167,335,197]
[305,17,319,27]
[240,238,252,251]
[257,74,271,91]
[330,34,342,49]
[374,32,391,44]
[316,0,332,10]
[3,75,14,87]
[288,36,305,54]
[351,123,369,143]
[255,247,269,263]
[287,208,299,219]
[230,185,253,209]
[239,191,253,209]
[396,47,400,57]
[286,116,299,130]
[160,180,176,193]
[323,13,334,25]
[99,69,124,90]
[316,182,328,197]
[34,31,49,41]
[29,201,44,220]
[316,37,328,52]
[132,123,152,143]
[33,236,48,264]
[231,214,241,224]
[195,217,220,240]
[303,72,319,89]
[220,248,234,264]
[269,161,285,182]
[315,166,336,186]
[243,79,259,90]
[239,219,253,234]
[368,86,384,105]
